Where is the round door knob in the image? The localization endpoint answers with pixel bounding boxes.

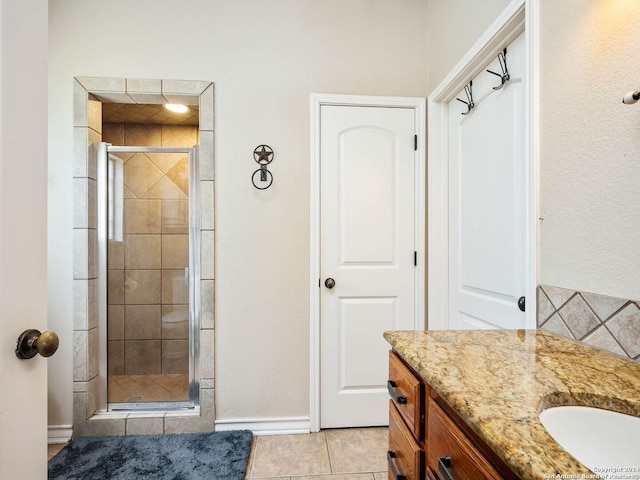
[324,278,336,289]
[15,329,59,360]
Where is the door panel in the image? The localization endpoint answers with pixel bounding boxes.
[339,297,396,388]
[448,32,527,330]
[340,127,396,265]
[0,0,49,477]
[320,105,416,428]
[459,84,522,297]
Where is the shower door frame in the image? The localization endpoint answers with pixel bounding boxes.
[96,143,201,412]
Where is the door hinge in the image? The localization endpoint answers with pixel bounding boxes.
[414,251,417,266]
[414,135,417,151]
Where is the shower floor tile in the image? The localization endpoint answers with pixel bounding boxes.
[108,374,188,403]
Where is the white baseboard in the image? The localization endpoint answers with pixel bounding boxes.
[215,416,310,436]
[48,425,73,444]
[50,418,311,440]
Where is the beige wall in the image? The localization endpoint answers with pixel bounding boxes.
[48,0,640,433]
[48,0,430,428]
[539,0,640,301]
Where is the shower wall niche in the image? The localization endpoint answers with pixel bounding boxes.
[73,77,215,436]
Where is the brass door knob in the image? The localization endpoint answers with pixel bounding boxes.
[15,329,59,359]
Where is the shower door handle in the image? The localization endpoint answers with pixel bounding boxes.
[184,267,189,285]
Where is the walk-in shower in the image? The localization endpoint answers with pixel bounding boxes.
[96,143,200,411]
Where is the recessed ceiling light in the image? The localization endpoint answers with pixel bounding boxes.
[164,103,189,114]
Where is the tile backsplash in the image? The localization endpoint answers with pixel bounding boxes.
[538,285,640,363]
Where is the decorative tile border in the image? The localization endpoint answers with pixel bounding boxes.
[537,285,640,362]
[73,76,215,435]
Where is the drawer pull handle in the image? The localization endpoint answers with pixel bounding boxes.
[387,380,407,404]
[438,456,455,480]
[387,450,407,480]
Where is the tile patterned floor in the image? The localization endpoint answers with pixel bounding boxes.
[107,374,188,403]
[49,426,389,480]
[245,427,388,479]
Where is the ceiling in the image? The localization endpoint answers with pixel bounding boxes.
[102,103,199,126]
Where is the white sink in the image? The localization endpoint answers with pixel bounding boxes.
[539,406,640,472]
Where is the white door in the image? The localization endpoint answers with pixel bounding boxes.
[320,105,417,428]
[0,0,49,477]
[448,32,527,330]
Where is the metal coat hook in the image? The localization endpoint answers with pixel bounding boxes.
[487,48,510,90]
[456,80,475,115]
[252,144,274,190]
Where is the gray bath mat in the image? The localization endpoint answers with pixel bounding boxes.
[48,430,253,480]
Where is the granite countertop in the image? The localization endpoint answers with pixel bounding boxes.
[383,329,640,480]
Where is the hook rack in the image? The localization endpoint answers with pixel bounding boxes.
[252,144,274,190]
[487,48,510,90]
[456,81,475,115]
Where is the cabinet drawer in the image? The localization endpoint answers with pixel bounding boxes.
[426,396,503,480]
[388,351,424,440]
[389,401,424,480]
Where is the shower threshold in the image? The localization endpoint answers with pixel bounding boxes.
[108,402,196,412]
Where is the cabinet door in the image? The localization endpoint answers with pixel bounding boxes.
[389,401,424,480]
[427,397,503,479]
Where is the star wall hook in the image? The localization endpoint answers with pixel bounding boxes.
[254,145,274,165]
[252,144,274,190]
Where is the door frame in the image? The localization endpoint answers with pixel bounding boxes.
[71,77,216,436]
[309,93,426,432]
[427,0,539,330]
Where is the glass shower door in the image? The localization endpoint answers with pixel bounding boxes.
[97,144,200,411]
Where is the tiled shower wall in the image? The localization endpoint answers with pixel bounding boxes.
[103,124,197,377]
[538,285,640,363]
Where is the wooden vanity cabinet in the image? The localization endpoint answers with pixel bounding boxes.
[387,350,425,480]
[388,350,424,439]
[388,350,518,480]
[389,401,424,480]
[426,391,516,479]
